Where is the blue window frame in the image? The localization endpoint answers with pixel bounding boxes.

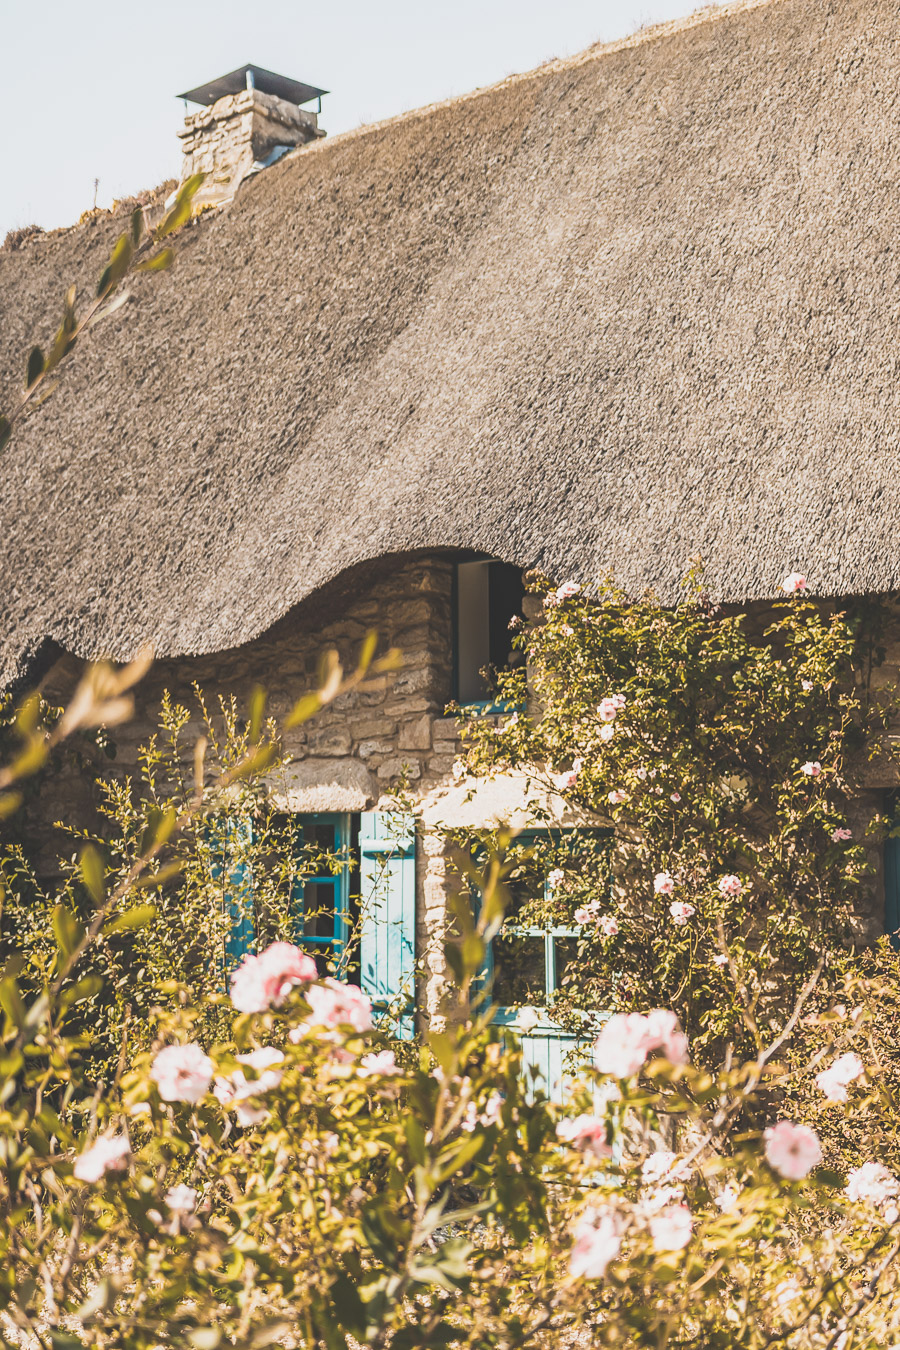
[286,813,352,977]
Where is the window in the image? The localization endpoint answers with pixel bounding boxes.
[478,833,610,1104]
[488,851,583,1015]
[453,559,524,706]
[280,812,354,977]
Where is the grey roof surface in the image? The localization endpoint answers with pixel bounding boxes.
[178,65,327,107]
[2,0,899,683]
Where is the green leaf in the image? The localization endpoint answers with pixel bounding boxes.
[140,805,176,854]
[248,684,267,741]
[135,246,174,273]
[49,1333,86,1350]
[51,904,85,961]
[130,206,144,245]
[0,791,23,819]
[0,977,25,1030]
[103,903,157,937]
[0,416,10,453]
[359,630,378,672]
[156,173,205,238]
[25,345,44,388]
[96,233,134,298]
[80,845,105,904]
[285,692,321,729]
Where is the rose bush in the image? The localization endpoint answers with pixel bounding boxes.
[1,660,900,1346]
[453,568,897,1064]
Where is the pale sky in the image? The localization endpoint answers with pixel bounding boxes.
[4,0,708,241]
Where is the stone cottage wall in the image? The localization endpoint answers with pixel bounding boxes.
[26,578,900,1029]
[34,551,469,1027]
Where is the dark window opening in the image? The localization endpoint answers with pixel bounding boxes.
[453,559,525,706]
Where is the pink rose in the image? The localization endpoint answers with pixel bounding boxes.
[780,572,807,594]
[654,872,675,896]
[569,1207,622,1279]
[801,761,822,778]
[801,679,814,692]
[462,1091,504,1131]
[358,1050,402,1077]
[594,1009,689,1079]
[635,767,648,781]
[598,914,619,937]
[608,789,628,804]
[670,792,681,803]
[73,1133,131,1183]
[150,1043,214,1104]
[597,698,618,723]
[815,1052,864,1103]
[718,874,743,897]
[649,1204,693,1252]
[644,1009,689,1064]
[574,903,599,925]
[230,942,317,1014]
[594,1013,655,1078]
[612,694,626,709]
[845,1161,899,1207]
[555,769,579,791]
[832,827,853,842]
[764,1121,823,1179]
[214,1047,284,1126]
[598,723,615,743]
[556,1114,612,1159]
[641,1149,686,1186]
[547,868,566,890]
[669,901,695,926]
[164,1184,198,1215]
[305,978,373,1033]
[712,953,729,967]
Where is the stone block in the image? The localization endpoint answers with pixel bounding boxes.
[357,738,396,759]
[350,717,398,739]
[377,757,422,782]
[424,756,456,777]
[432,739,459,756]
[399,715,432,751]
[308,726,352,756]
[271,758,376,812]
[384,695,433,718]
[392,665,438,696]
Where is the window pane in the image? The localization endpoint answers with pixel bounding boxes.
[492,934,546,1006]
[311,822,336,854]
[303,881,336,939]
[488,561,525,674]
[505,859,545,924]
[553,937,581,994]
[456,561,491,703]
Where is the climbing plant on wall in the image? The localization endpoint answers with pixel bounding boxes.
[454,568,898,1060]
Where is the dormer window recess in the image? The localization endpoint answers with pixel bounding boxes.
[453,559,524,707]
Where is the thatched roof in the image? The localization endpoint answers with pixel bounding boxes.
[2,0,899,684]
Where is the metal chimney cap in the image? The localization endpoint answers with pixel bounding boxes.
[177,64,327,107]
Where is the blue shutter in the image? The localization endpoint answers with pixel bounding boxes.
[359,812,416,1039]
[209,816,256,971]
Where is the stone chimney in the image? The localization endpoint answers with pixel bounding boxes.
[177,65,327,208]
